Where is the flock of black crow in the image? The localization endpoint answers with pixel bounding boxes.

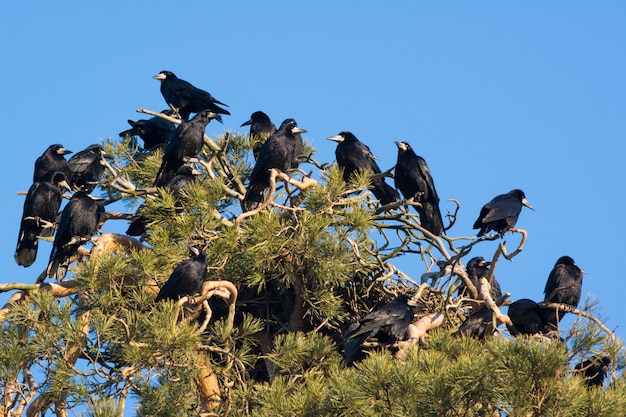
[13,71,601,386]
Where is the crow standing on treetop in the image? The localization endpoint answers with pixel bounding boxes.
[394,141,444,235]
[68,144,109,192]
[506,298,552,336]
[343,294,418,364]
[241,111,276,161]
[473,189,534,236]
[543,256,584,329]
[33,144,73,184]
[155,245,207,302]
[15,172,71,267]
[328,131,399,206]
[154,109,221,187]
[44,191,104,282]
[242,118,306,212]
[153,70,230,121]
[119,112,176,150]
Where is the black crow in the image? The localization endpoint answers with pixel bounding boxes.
[33,144,72,183]
[506,298,552,336]
[68,144,108,192]
[473,189,534,236]
[119,112,176,150]
[573,356,611,388]
[45,191,104,281]
[343,294,416,364]
[543,256,584,329]
[461,256,502,300]
[242,119,307,212]
[328,132,399,205]
[154,110,221,187]
[155,245,207,302]
[127,165,200,236]
[394,141,444,235]
[453,305,495,340]
[241,111,276,161]
[15,172,71,267]
[153,70,229,121]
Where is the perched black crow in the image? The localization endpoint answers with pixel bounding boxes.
[461,256,502,300]
[343,294,416,364]
[68,144,108,192]
[394,141,444,235]
[241,111,276,161]
[242,119,307,212]
[33,144,72,183]
[15,172,71,267]
[473,189,534,236]
[127,165,200,236]
[154,110,221,186]
[155,245,207,302]
[153,70,229,121]
[45,191,104,281]
[573,356,611,388]
[119,112,176,150]
[328,132,399,205]
[507,298,552,336]
[453,305,495,340]
[543,256,584,329]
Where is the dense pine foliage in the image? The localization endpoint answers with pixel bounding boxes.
[1,113,624,416]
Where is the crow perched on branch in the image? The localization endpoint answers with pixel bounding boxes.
[45,191,104,281]
[328,131,399,205]
[242,118,306,212]
[241,111,276,161]
[154,110,221,187]
[127,165,200,237]
[68,144,108,192]
[343,294,417,364]
[153,70,230,121]
[394,141,444,235]
[473,189,534,236]
[462,256,502,300]
[119,112,176,150]
[15,172,71,267]
[506,298,552,336]
[573,356,611,388]
[543,256,584,329]
[33,144,72,184]
[453,305,496,340]
[155,245,207,302]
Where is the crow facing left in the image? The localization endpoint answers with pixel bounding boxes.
[154,70,230,121]
[394,141,444,235]
[328,131,399,205]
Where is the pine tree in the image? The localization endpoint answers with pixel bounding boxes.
[1,109,624,416]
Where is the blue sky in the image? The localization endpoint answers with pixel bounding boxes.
[1,0,625,395]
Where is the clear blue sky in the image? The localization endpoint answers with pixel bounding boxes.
[1,0,625,381]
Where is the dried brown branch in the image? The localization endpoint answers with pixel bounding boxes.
[479,277,512,327]
[499,227,528,260]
